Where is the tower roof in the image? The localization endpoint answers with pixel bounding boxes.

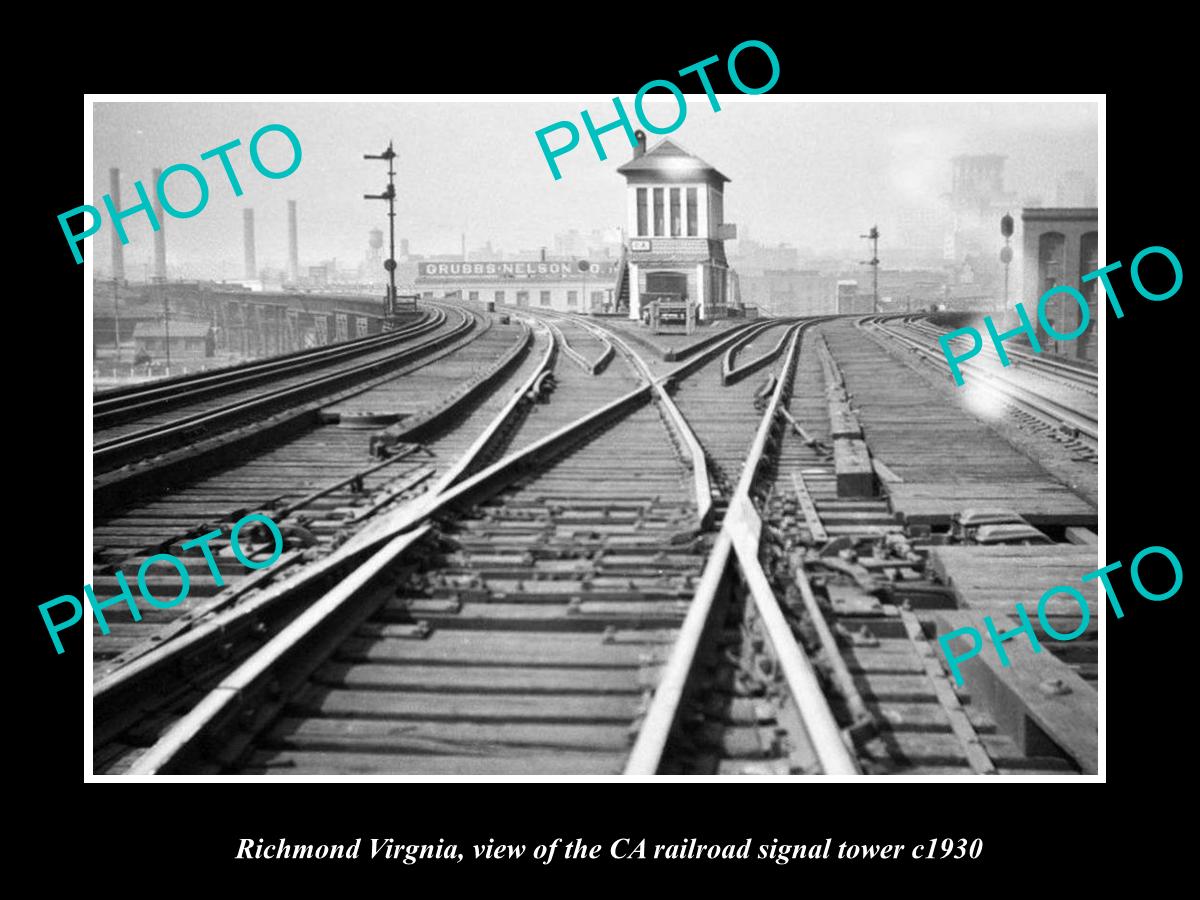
[616,138,730,183]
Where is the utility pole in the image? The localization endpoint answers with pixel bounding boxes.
[111,277,122,362]
[156,275,172,373]
[364,141,400,319]
[860,225,880,313]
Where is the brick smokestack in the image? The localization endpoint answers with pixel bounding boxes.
[287,200,299,283]
[109,168,125,282]
[152,167,167,280]
[243,209,257,280]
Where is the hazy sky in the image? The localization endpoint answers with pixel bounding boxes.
[92,99,1098,272]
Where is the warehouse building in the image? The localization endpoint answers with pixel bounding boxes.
[414,259,619,313]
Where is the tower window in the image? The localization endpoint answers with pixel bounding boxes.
[670,188,681,237]
[653,188,665,236]
[636,188,648,237]
[687,188,698,236]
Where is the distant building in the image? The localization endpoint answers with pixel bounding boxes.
[132,320,214,361]
[730,238,800,274]
[414,259,618,313]
[1020,207,1098,361]
[554,230,589,258]
[945,154,1016,266]
[741,270,836,316]
[837,280,871,314]
[553,228,623,260]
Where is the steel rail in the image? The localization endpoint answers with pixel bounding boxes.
[428,317,557,496]
[547,318,613,375]
[721,318,800,385]
[93,309,443,426]
[565,312,715,530]
[537,310,783,530]
[625,321,860,775]
[93,307,429,402]
[94,318,551,724]
[123,360,663,773]
[720,322,859,774]
[117,313,804,774]
[866,318,1098,442]
[127,526,435,775]
[93,306,477,471]
[386,318,534,444]
[900,316,1098,392]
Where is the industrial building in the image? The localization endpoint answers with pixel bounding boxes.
[415,259,620,313]
[1020,207,1099,361]
[740,270,836,316]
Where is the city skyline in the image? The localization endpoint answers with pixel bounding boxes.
[91,99,1098,279]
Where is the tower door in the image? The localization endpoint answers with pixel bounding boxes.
[645,271,688,301]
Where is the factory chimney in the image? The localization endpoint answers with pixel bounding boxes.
[461,232,466,261]
[151,166,167,280]
[243,209,257,280]
[109,168,125,282]
[287,200,300,283]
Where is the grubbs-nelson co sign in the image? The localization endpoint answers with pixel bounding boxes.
[417,261,618,280]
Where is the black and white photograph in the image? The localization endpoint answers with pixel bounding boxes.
[80,94,1107,780]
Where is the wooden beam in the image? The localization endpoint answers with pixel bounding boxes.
[834,438,876,498]
[1065,527,1098,545]
[934,610,1097,775]
[873,458,903,484]
[790,472,828,543]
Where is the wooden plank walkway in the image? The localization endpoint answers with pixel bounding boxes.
[930,545,1100,647]
[819,321,1096,525]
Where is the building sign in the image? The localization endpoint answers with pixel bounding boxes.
[417,260,617,281]
[630,239,651,252]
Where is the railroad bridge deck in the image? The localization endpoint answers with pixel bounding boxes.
[90,305,1102,778]
[820,320,1096,527]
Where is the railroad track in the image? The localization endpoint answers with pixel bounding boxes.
[92,306,562,769]
[111,311,847,775]
[91,308,750,771]
[633,319,1092,775]
[93,309,443,433]
[94,309,1095,776]
[746,327,1085,773]
[92,304,474,475]
[860,314,1098,457]
[899,315,1098,395]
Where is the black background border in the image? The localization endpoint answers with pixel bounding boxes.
[21,26,1189,884]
